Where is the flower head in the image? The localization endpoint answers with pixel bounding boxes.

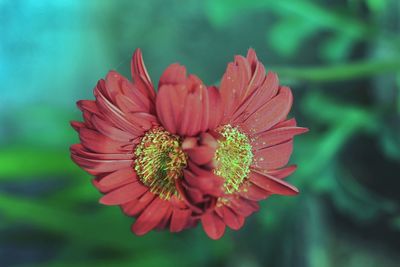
[189,49,308,239]
[71,48,307,239]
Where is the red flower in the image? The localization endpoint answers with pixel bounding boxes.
[71,50,195,235]
[71,48,307,239]
[183,49,308,239]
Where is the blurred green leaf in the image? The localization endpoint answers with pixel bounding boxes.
[301,91,378,129]
[0,146,78,179]
[206,0,371,39]
[380,125,400,160]
[295,112,367,186]
[20,252,180,267]
[320,33,356,62]
[268,19,320,57]
[0,193,143,250]
[332,168,397,222]
[366,0,387,13]
[273,58,400,82]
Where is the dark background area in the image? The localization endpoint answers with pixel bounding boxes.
[1,0,399,266]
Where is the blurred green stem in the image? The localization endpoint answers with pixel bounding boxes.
[273,58,400,82]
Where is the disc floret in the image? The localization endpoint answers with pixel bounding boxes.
[214,125,253,194]
[134,127,187,199]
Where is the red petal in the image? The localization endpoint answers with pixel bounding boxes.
[240,49,265,99]
[91,115,136,142]
[120,198,139,216]
[267,165,297,179]
[187,159,217,176]
[184,146,215,165]
[272,118,297,129]
[183,170,224,197]
[232,64,266,120]
[200,132,218,150]
[253,140,293,170]
[254,71,280,104]
[99,182,147,205]
[199,87,210,132]
[178,86,203,136]
[170,208,191,232]
[121,191,155,216]
[181,137,197,150]
[158,63,187,87]
[105,71,125,102]
[70,144,133,160]
[71,154,132,174]
[217,206,245,230]
[253,126,308,150]
[98,168,138,188]
[156,84,186,134]
[250,170,298,195]
[181,182,205,204]
[201,211,226,240]
[220,62,243,121]
[125,79,153,112]
[77,100,99,114]
[174,180,204,214]
[220,49,280,126]
[115,92,150,115]
[131,49,155,101]
[169,195,187,209]
[71,121,85,132]
[241,86,293,134]
[233,72,279,124]
[157,68,212,136]
[93,169,135,192]
[104,71,153,112]
[239,183,271,201]
[227,197,259,217]
[207,86,223,129]
[82,110,95,129]
[131,198,170,235]
[125,112,154,131]
[95,87,144,136]
[79,128,132,153]
[156,205,173,230]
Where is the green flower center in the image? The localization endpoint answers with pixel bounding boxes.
[214,125,253,194]
[134,127,187,200]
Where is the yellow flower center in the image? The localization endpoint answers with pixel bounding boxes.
[134,127,187,200]
[214,125,253,194]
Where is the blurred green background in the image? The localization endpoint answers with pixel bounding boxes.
[1,0,400,266]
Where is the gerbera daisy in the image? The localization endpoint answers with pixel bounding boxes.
[168,49,308,239]
[71,49,200,235]
[71,48,307,239]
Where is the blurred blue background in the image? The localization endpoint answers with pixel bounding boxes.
[1,0,400,266]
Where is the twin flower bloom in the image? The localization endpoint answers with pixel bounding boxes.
[70,48,308,239]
